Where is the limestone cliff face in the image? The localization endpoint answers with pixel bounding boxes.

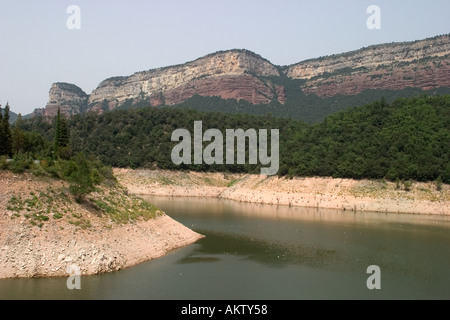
[32,83,88,118]
[287,35,450,79]
[301,59,450,98]
[88,50,283,112]
[286,34,450,97]
[34,34,450,118]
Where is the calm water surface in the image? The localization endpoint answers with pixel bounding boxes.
[1,196,449,300]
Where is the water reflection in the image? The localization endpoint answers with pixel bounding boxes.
[144,195,450,298]
[142,195,450,228]
[178,230,339,269]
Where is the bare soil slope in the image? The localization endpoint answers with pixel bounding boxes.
[115,169,449,215]
[0,171,203,279]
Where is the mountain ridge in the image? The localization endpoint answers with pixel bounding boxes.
[31,34,450,121]
[285,33,450,73]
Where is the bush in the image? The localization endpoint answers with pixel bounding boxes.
[30,162,50,177]
[56,159,78,180]
[436,176,443,192]
[0,156,8,170]
[403,180,413,191]
[53,212,63,219]
[68,154,95,202]
[9,154,32,173]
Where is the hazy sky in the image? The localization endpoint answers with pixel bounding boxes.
[1,0,449,115]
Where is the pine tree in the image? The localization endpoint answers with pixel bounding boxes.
[54,107,70,158]
[0,105,4,156]
[69,153,95,203]
[2,103,13,157]
[59,117,70,148]
[53,107,61,158]
[12,114,25,155]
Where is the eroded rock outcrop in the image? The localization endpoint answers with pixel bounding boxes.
[87,50,283,112]
[32,34,450,118]
[287,34,450,97]
[32,82,88,119]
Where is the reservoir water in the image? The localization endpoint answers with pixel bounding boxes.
[1,196,450,300]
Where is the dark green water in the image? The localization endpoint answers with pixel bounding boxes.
[1,196,450,300]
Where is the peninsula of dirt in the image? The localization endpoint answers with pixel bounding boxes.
[0,171,203,279]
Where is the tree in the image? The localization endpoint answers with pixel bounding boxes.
[0,104,4,156]
[53,107,61,157]
[1,103,13,157]
[23,131,47,156]
[58,116,71,159]
[54,107,70,158]
[12,114,25,155]
[59,117,70,148]
[436,176,443,192]
[68,153,95,203]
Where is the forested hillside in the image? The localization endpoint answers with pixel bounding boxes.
[22,95,450,183]
[170,80,450,123]
[282,96,450,182]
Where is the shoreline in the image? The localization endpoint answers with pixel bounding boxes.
[0,171,203,280]
[114,168,450,216]
[0,214,203,280]
[2,168,448,280]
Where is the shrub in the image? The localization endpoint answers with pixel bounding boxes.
[53,212,63,219]
[68,154,95,202]
[0,156,8,170]
[9,154,32,173]
[436,176,443,192]
[30,162,50,177]
[403,180,413,191]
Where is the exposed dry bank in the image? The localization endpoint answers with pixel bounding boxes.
[115,169,450,215]
[0,171,203,279]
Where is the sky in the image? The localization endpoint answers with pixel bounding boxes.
[0,0,449,115]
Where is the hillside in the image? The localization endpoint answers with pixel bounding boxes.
[30,34,450,123]
[0,107,18,124]
[23,95,450,184]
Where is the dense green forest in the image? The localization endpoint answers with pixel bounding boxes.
[284,96,450,182]
[19,95,450,183]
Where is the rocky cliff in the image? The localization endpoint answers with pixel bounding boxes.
[34,34,450,118]
[87,50,284,113]
[32,82,88,119]
[287,34,450,97]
